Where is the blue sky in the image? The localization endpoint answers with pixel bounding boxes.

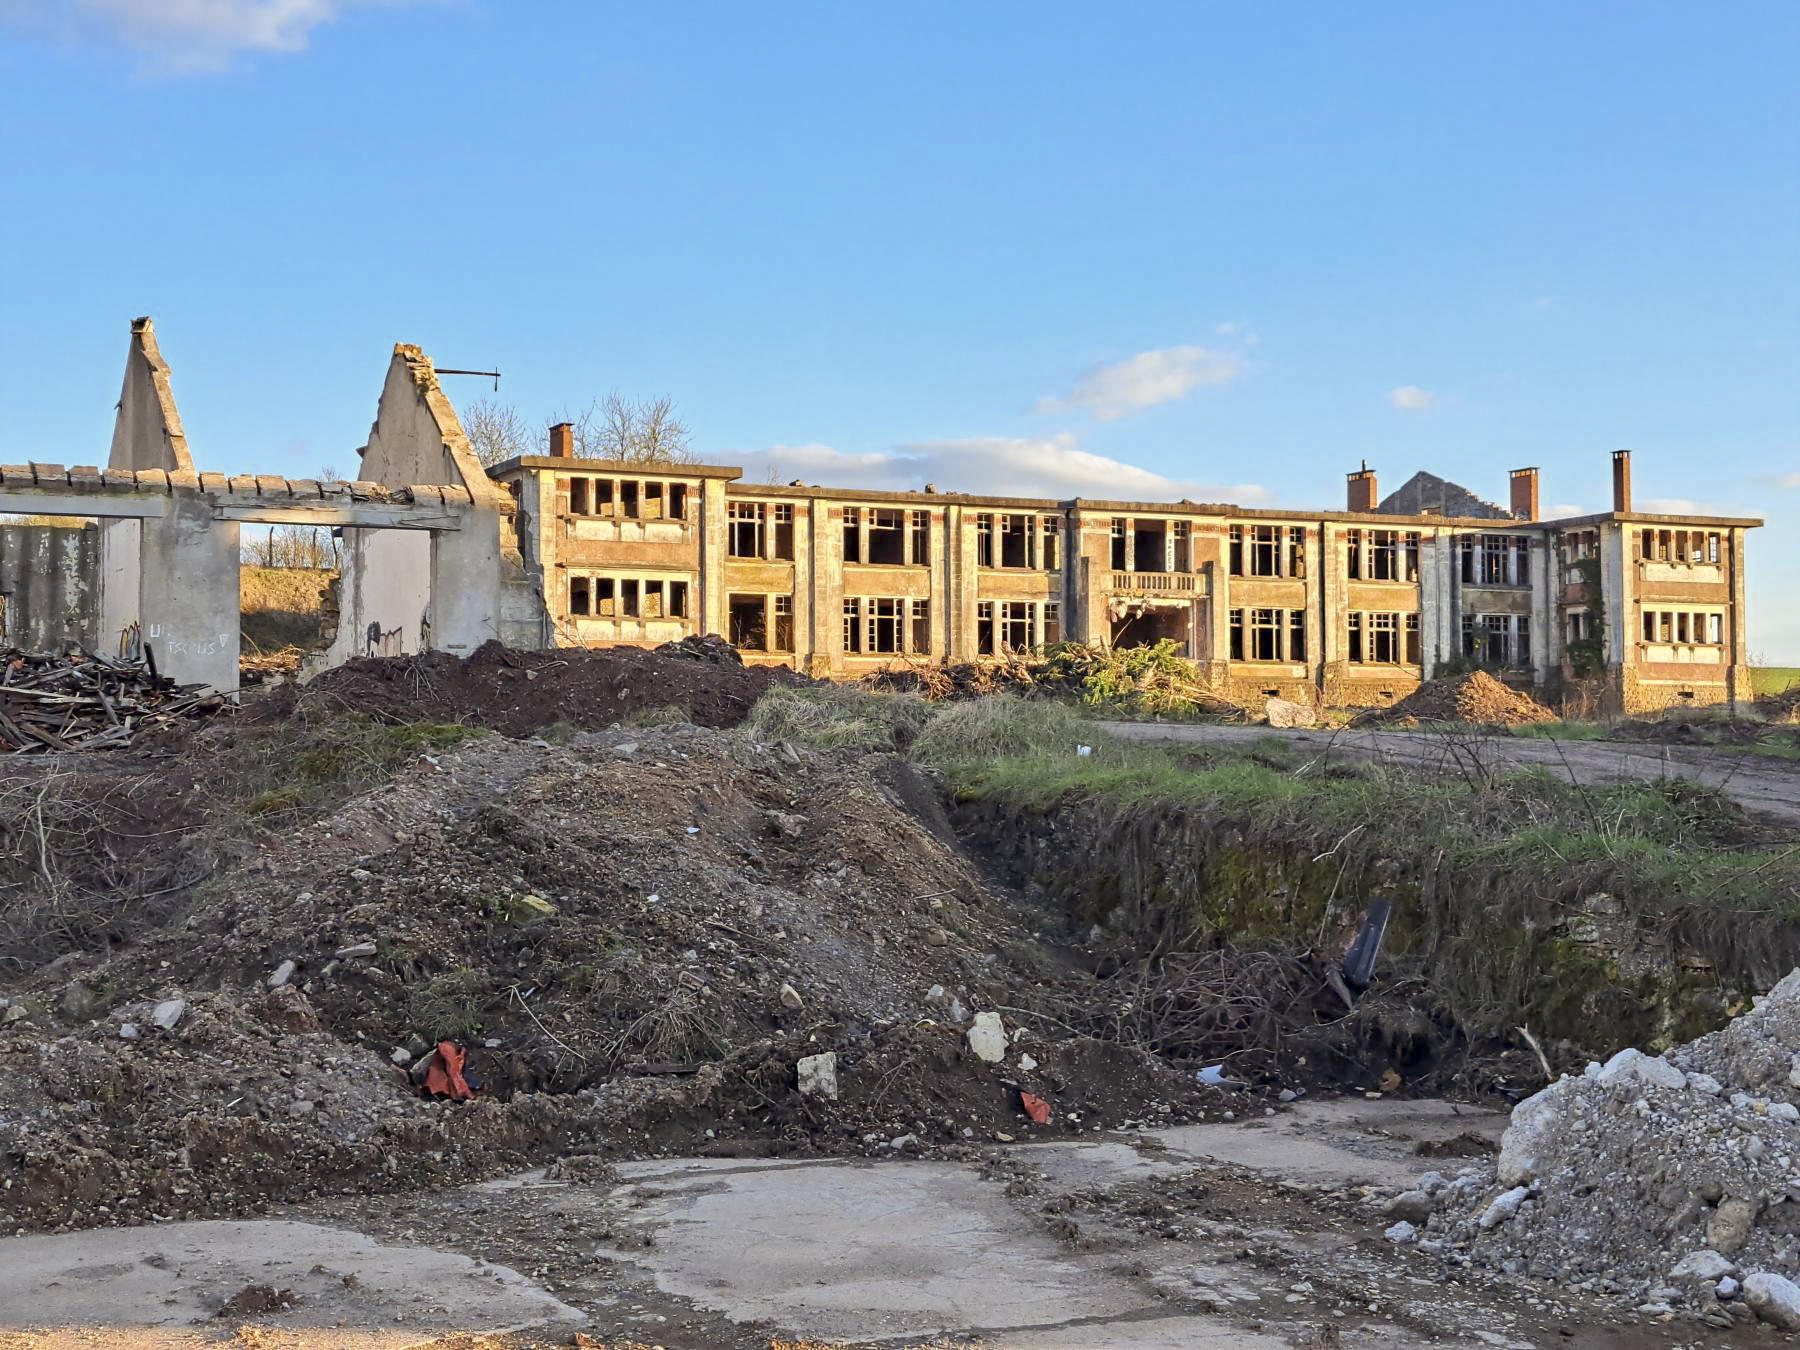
[1,2,1796,658]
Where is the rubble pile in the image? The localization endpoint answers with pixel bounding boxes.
[0,646,228,751]
[0,721,1214,1231]
[274,636,808,736]
[1358,670,1557,728]
[1407,970,1800,1330]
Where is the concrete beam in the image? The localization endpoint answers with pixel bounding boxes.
[209,502,462,529]
[0,490,168,520]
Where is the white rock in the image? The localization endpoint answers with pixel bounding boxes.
[390,1047,412,1066]
[926,985,947,1003]
[267,960,296,990]
[1719,1276,1742,1300]
[1265,696,1318,729]
[1671,1250,1737,1280]
[151,999,185,1032]
[1772,1102,1800,1123]
[1479,1185,1532,1230]
[797,1051,838,1100]
[1384,1221,1417,1243]
[1018,1054,1039,1072]
[1686,1071,1724,1096]
[778,983,804,1011]
[966,1012,1007,1063]
[889,1133,919,1150]
[1595,1048,1685,1091]
[335,942,377,959]
[1745,1272,1800,1331]
[947,998,967,1023]
[1788,1054,1800,1089]
[1497,1078,1574,1186]
[118,1023,138,1040]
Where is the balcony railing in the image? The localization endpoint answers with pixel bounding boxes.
[1109,571,1199,593]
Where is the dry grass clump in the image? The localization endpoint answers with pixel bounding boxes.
[741,683,930,752]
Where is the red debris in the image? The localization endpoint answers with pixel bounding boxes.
[422,1040,473,1100]
[1020,1091,1051,1125]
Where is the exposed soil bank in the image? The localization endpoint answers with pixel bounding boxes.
[953,788,1800,1074]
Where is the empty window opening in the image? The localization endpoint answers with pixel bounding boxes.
[1289,610,1307,662]
[595,479,616,517]
[1043,600,1062,646]
[1228,524,1244,576]
[977,601,996,656]
[909,510,928,566]
[771,503,795,559]
[1042,518,1061,571]
[842,507,862,563]
[1461,613,1531,667]
[668,483,688,520]
[668,580,689,619]
[729,595,768,650]
[1350,608,1423,665]
[641,482,665,520]
[621,481,640,518]
[570,478,590,516]
[978,514,997,568]
[621,578,641,618]
[1132,520,1167,573]
[595,578,616,616]
[910,598,930,654]
[570,576,590,615]
[868,509,906,565]
[728,502,764,558]
[1110,518,1127,571]
[773,595,794,652]
[1249,524,1280,577]
[1000,514,1030,568]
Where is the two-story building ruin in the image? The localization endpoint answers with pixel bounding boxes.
[492,435,1760,712]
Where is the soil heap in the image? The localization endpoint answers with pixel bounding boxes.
[0,720,1214,1233]
[1359,670,1557,728]
[1408,970,1800,1330]
[271,636,807,736]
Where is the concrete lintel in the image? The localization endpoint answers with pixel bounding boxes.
[0,489,169,519]
[209,502,463,530]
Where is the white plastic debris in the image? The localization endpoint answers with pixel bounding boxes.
[1076,744,1093,757]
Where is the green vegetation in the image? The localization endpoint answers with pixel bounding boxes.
[1510,721,1608,741]
[1754,667,1800,696]
[893,692,1798,918]
[1041,639,1236,719]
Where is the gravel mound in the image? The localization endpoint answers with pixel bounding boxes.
[267,636,809,736]
[1408,970,1800,1331]
[1359,671,1557,728]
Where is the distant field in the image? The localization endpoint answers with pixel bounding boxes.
[1755,667,1800,696]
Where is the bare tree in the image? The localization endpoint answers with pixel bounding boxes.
[566,393,694,464]
[463,397,533,467]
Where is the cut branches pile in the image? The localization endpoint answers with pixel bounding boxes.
[0,647,227,752]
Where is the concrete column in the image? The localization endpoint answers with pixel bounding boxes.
[430,519,503,657]
[1728,526,1752,709]
[1124,519,1136,572]
[699,479,730,638]
[793,502,815,671]
[1602,522,1630,669]
[813,503,845,675]
[1530,534,1556,685]
[139,496,239,695]
[98,519,141,655]
[930,506,950,662]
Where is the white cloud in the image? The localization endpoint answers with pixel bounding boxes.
[1389,385,1434,411]
[1636,497,1702,515]
[1777,473,1800,489]
[1042,345,1245,421]
[730,434,1270,504]
[1546,503,1586,519]
[5,0,405,73]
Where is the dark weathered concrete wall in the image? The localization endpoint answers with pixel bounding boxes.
[0,523,100,651]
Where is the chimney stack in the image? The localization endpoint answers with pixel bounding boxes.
[1509,467,1540,521]
[1611,449,1631,514]
[1346,462,1378,513]
[548,422,574,458]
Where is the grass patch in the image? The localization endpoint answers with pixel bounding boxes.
[1754,667,1800,696]
[1510,721,1608,741]
[926,695,1800,917]
[741,683,931,752]
[623,703,692,728]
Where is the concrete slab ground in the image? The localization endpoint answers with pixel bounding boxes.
[0,1218,582,1339]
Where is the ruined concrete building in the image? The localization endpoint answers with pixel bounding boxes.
[493,438,1760,711]
[0,322,1762,713]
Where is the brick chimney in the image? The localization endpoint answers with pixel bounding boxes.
[1611,449,1632,514]
[1509,467,1540,521]
[1346,463,1378,513]
[548,422,574,458]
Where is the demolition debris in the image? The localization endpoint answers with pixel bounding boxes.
[0,647,228,751]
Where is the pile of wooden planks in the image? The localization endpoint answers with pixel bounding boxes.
[0,647,227,751]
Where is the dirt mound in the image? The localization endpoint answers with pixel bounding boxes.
[1758,686,1800,724]
[1359,671,1557,728]
[265,636,809,736]
[0,724,1219,1232]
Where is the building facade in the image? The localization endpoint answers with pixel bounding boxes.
[490,437,1759,712]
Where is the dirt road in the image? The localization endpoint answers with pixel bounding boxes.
[1101,721,1800,827]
